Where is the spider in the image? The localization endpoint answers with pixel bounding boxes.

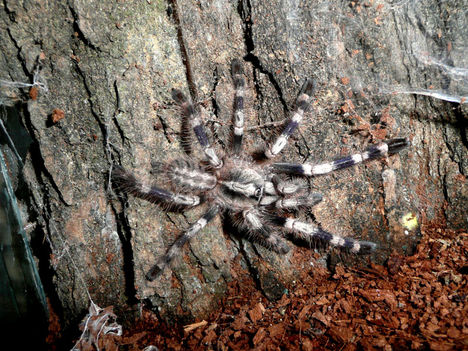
[113,59,409,281]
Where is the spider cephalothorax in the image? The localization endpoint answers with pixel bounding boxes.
[113,59,409,281]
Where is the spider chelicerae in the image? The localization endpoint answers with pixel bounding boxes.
[113,59,409,281]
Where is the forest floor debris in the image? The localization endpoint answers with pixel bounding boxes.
[53,224,467,350]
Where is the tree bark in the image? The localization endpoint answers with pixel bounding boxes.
[0,0,466,330]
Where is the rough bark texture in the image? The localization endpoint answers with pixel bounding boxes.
[0,0,466,331]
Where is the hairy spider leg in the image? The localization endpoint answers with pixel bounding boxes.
[268,175,323,209]
[242,209,290,254]
[172,89,223,168]
[146,205,220,281]
[231,59,246,154]
[274,193,323,210]
[112,166,200,207]
[270,215,377,254]
[271,138,409,176]
[265,79,316,159]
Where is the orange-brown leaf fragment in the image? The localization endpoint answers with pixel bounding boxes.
[248,302,265,323]
[312,310,330,326]
[446,326,460,339]
[183,320,207,333]
[29,86,38,100]
[252,327,266,345]
[329,325,354,343]
[316,296,329,305]
[268,323,284,338]
[231,313,248,331]
[51,108,65,123]
[202,329,217,344]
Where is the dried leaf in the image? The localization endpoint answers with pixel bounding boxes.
[252,327,266,345]
[183,320,207,333]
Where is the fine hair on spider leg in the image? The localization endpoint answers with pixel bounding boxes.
[271,138,410,176]
[112,58,409,280]
[172,89,223,168]
[145,205,220,281]
[112,166,200,210]
[265,79,316,159]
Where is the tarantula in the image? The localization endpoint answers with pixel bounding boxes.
[113,59,409,281]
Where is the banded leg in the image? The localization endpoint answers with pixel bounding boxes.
[242,209,290,254]
[112,166,200,207]
[231,59,246,154]
[265,79,316,159]
[172,89,223,168]
[275,193,323,210]
[270,216,377,254]
[271,138,409,176]
[146,205,220,280]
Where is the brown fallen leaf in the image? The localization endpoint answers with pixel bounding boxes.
[248,303,265,323]
[252,327,266,345]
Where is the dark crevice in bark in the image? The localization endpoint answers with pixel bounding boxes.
[222,216,264,294]
[20,141,83,346]
[156,113,175,148]
[101,146,139,303]
[73,61,138,302]
[74,64,111,154]
[237,0,288,114]
[295,135,312,162]
[111,80,126,147]
[111,202,138,305]
[167,0,198,102]
[440,104,467,177]
[2,0,17,22]
[6,29,30,85]
[19,104,73,326]
[238,241,265,294]
[452,106,468,167]
[68,3,101,52]
[19,106,69,205]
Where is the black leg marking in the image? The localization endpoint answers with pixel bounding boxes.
[278,217,377,253]
[265,79,316,159]
[272,138,410,176]
[172,89,223,168]
[112,166,200,207]
[271,163,308,176]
